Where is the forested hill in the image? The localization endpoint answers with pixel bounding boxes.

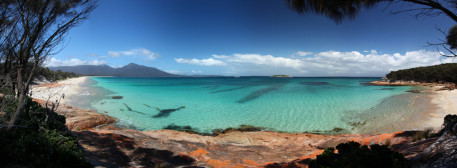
[386,63,457,84]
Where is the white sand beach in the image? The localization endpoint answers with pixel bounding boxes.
[427,88,457,127]
[30,76,89,105]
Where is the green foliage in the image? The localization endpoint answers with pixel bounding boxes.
[35,67,78,82]
[0,97,91,167]
[386,63,457,84]
[0,129,91,168]
[412,127,435,142]
[309,141,409,168]
[287,0,384,24]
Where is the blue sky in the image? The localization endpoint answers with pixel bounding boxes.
[48,0,456,76]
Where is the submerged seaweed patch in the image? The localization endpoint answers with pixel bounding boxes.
[359,82,374,86]
[210,87,246,93]
[300,82,330,86]
[123,103,133,111]
[303,127,349,134]
[375,88,394,90]
[152,106,186,118]
[122,103,145,114]
[162,124,268,136]
[237,83,286,103]
[163,124,198,134]
[348,121,367,130]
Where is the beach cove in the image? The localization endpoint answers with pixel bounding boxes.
[28,76,457,167]
[35,76,457,133]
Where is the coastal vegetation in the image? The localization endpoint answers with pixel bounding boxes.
[386,63,457,84]
[35,67,79,82]
[0,0,95,167]
[0,97,90,167]
[309,141,409,168]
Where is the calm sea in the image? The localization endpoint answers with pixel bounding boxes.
[80,77,417,133]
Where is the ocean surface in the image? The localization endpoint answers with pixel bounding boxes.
[79,77,418,133]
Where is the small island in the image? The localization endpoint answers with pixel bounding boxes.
[271,75,292,78]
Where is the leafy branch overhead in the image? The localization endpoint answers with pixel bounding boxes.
[287,0,457,57]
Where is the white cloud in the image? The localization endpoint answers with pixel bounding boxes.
[295,51,313,56]
[174,58,227,66]
[108,48,160,60]
[174,50,454,76]
[164,69,182,74]
[191,70,202,74]
[46,57,107,67]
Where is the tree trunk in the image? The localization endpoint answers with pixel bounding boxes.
[8,65,25,128]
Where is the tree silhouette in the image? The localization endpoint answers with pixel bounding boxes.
[287,0,457,57]
[0,0,96,128]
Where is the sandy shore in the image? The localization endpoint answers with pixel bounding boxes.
[28,77,457,167]
[427,88,457,127]
[31,76,89,105]
[31,77,457,132]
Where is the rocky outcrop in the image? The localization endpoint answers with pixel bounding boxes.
[31,98,456,167]
[369,80,456,91]
[411,115,457,168]
[33,99,116,131]
[75,128,414,167]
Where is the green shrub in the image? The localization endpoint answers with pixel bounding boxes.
[309,141,409,168]
[0,96,91,167]
[386,63,457,84]
[412,127,435,142]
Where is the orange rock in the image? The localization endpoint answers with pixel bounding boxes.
[242,159,262,166]
[207,159,233,168]
[297,150,324,160]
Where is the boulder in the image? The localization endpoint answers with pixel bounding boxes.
[112,96,123,99]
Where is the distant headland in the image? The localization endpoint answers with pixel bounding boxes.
[49,63,180,77]
[271,75,292,78]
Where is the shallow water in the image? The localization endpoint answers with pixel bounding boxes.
[81,77,416,133]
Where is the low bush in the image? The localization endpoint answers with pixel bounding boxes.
[309,141,409,168]
[0,97,91,167]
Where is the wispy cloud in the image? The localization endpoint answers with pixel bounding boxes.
[164,69,182,74]
[174,50,453,76]
[191,70,202,74]
[46,57,107,67]
[174,58,227,66]
[108,48,160,60]
[294,51,313,56]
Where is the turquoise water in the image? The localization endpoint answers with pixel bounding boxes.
[86,77,414,133]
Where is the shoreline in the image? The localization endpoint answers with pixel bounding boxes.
[29,77,457,167]
[31,76,89,105]
[367,80,457,131]
[30,77,457,133]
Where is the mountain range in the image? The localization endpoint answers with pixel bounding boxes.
[49,63,180,77]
